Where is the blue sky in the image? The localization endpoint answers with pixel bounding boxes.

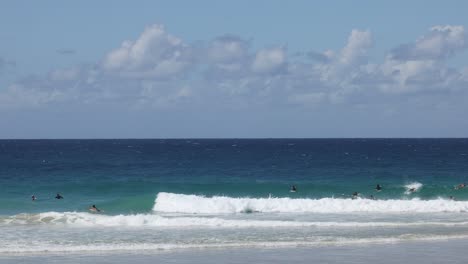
[1,0,468,138]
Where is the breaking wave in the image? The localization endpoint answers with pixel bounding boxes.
[3,212,468,228]
[153,192,468,214]
[404,182,423,194]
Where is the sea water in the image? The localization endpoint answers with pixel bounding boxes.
[1,138,468,254]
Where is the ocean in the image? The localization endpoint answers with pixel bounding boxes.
[1,138,468,255]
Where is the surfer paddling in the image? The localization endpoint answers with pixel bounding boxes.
[290,185,297,192]
[89,205,102,213]
[455,183,466,190]
[352,192,360,199]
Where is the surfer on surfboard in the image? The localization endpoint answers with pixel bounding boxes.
[375,184,382,191]
[290,185,297,192]
[89,205,101,213]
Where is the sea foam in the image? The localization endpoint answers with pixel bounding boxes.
[153,192,468,214]
[404,182,423,194]
[3,212,468,228]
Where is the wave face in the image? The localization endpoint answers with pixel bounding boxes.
[153,192,468,214]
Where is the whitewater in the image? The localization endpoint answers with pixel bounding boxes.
[153,192,468,214]
[3,192,468,254]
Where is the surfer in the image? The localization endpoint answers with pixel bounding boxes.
[352,192,360,199]
[455,183,466,190]
[375,184,382,191]
[31,195,36,201]
[290,185,297,192]
[89,205,101,213]
[409,188,416,193]
[55,193,64,199]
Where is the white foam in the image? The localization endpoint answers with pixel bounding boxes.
[4,212,468,228]
[404,182,423,194]
[153,192,468,214]
[2,235,468,254]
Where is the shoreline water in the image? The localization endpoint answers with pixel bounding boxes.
[2,238,468,264]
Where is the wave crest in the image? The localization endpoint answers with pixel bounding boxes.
[153,192,468,214]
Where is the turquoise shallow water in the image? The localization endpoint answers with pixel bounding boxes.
[1,139,468,253]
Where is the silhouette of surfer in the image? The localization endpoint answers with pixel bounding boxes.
[290,185,297,192]
[31,195,36,201]
[89,205,101,213]
[55,193,64,199]
[375,184,382,191]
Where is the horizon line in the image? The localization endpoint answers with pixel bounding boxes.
[0,137,467,140]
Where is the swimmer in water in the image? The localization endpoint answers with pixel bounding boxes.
[352,192,360,199]
[89,205,101,213]
[31,195,36,201]
[375,184,382,191]
[55,193,63,199]
[290,185,297,192]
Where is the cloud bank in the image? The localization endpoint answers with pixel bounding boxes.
[1,24,468,111]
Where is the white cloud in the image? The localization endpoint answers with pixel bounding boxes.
[203,36,251,77]
[314,30,373,86]
[376,25,468,94]
[390,25,466,61]
[251,47,287,74]
[102,24,192,79]
[207,35,249,64]
[1,24,468,111]
[340,30,373,65]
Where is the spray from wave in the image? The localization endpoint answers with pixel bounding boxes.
[152,192,468,214]
[404,182,423,194]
